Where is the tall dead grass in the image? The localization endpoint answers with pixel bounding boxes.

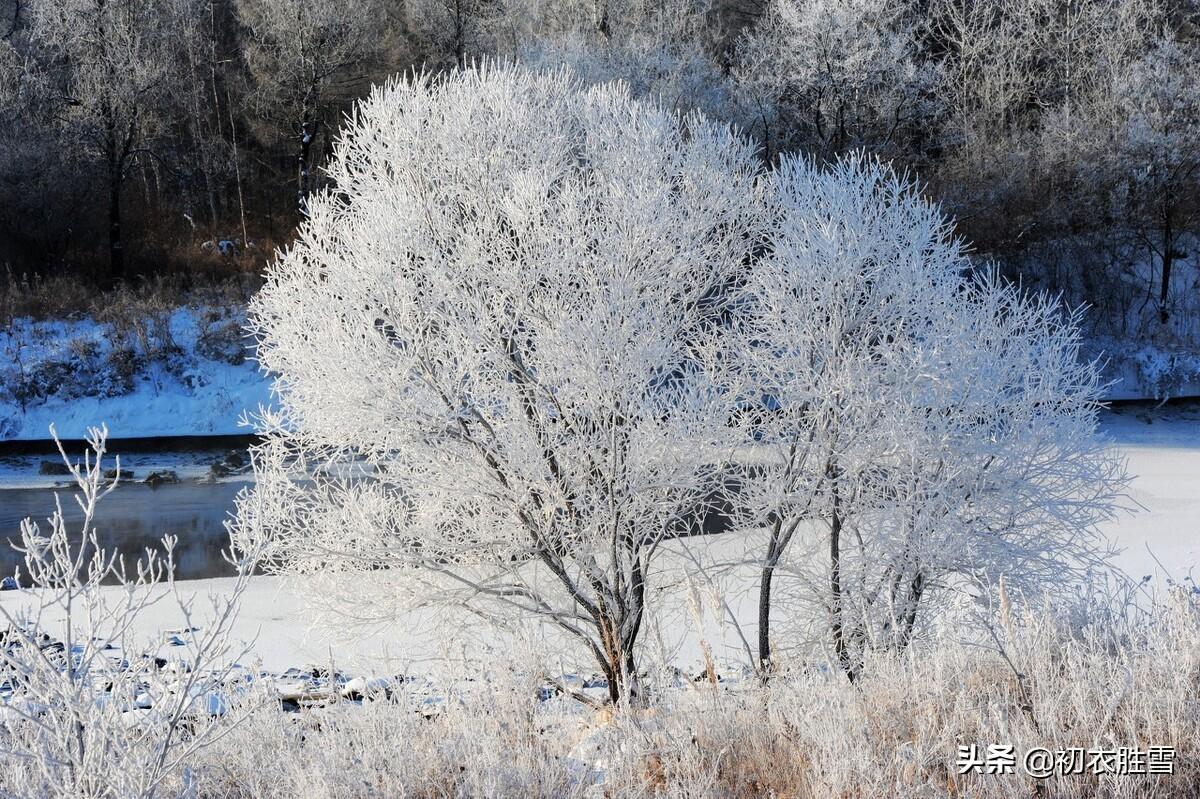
[171,590,1200,798]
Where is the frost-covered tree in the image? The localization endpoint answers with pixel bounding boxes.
[494,0,714,47]
[405,0,500,67]
[736,155,1127,677]
[733,0,940,162]
[518,30,735,122]
[1087,34,1200,325]
[25,0,203,283]
[0,427,262,798]
[926,0,1161,251]
[234,0,383,214]
[495,0,733,122]
[235,65,760,703]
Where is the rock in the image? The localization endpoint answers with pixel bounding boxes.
[208,450,248,480]
[38,461,71,476]
[194,690,229,717]
[103,468,133,480]
[143,470,179,488]
[0,576,18,591]
[341,676,392,701]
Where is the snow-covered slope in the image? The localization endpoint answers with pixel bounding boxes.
[1,307,274,441]
[4,301,1199,443]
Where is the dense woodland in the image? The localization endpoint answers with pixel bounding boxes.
[0,0,1198,343]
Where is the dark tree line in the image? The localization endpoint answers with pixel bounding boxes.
[1,0,1198,341]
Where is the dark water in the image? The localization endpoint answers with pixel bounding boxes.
[0,399,1184,587]
[0,479,251,583]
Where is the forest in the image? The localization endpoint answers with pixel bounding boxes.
[1,0,1198,353]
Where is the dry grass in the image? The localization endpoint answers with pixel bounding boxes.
[163,591,1200,799]
[0,269,260,323]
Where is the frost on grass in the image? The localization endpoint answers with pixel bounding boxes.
[168,588,1200,798]
[0,427,263,799]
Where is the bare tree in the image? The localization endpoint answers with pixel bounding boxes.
[235,0,384,216]
[25,0,201,284]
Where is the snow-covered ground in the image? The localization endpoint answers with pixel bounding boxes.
[1095,401,1200,581]
[1,299,1197,676]
[0,307,274,441]
[1091,336,1200,401]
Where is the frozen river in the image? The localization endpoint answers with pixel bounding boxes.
[3,401,1197,581]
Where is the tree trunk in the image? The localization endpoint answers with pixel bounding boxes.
[758,523,784,673]
[453,0,466,66]
[829,469,854,680]
[758,514,801,674]
[297,116,319,216]
[1159,208,1174,324]
[757,558,776,672]
[896,568,925,651]
[108,170,125,286]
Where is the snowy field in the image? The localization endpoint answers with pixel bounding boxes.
[1098,402,1200,581]
[2,401,1195,676]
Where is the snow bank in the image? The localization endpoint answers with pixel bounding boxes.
[1091,336,1200,401]
[0,307,275,441]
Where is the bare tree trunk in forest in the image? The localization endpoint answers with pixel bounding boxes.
[297,116,318,216]
[108,171,124,285]
[1159,199,1174,324]
[594,0,610,38]
[3,0,20,39]
[453,0,465,65]
[104,117,131,286]
[228,88,249,246]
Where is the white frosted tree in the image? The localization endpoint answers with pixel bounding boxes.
[735,154,1127,677]
[234,0,384,214]
[234,65,760,703]
[0,427,262,798]
[1088,34,1200,326]
[405,0,500,67]
[732,0,940,162]
[517,27,735,123]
